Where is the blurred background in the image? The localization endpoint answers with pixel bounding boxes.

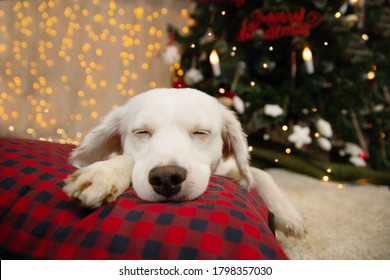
[0,0,190,143]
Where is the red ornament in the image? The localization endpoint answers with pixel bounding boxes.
[223,90,236,99]
[172,78,186,88]
[359,152,368,160]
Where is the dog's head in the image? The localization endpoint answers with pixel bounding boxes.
[70,88,252,201]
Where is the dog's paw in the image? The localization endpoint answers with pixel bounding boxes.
[273,205,305,238]
[63,156,133,208]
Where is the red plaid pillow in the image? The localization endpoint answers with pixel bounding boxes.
[0,138,287,259]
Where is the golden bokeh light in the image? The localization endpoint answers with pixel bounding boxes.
[0,0,190,142]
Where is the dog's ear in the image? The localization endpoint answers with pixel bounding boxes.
[221,107,253,189]
[70,106,126,168]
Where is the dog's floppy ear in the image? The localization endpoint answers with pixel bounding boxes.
[70,106,126,168]
[221,107,253,189]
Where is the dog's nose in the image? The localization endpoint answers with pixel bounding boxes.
[148,165,187,198]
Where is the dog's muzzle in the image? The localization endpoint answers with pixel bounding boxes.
[148,165,187,198]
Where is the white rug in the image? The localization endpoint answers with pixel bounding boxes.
[266,168,390,260]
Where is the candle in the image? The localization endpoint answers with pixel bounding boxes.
[302,46,314,74]
[209,49,221,76]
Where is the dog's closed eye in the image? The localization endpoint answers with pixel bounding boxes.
[133,129,153,140]
[191,129,211,140]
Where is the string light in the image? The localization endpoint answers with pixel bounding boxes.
[366,71,376,80]
[0,1,190,143]
[322,175,330,182]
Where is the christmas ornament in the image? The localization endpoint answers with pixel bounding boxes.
[172,78,186,88]
[264,104,284,118]
[218,90,245,114]
[184,68,204,85]
[233,95,245,114]
[161,45,181,65]
[344,142,368,167]
[288,125,312,149]
[349,156,367,167]
[317,137,332,151]
[219,93,234,107]
[316,119,333,138]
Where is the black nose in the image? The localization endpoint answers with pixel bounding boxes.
[148,165,187,198]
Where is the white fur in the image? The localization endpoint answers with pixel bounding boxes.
[64,88,304,237]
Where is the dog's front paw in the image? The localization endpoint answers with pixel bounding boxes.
[63,156,133,208]
[273,205,305,238]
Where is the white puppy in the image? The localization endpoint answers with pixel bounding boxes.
[64,88,304,237]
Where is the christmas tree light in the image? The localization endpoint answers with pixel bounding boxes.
[209,49,221,76]
[302,46,314,74]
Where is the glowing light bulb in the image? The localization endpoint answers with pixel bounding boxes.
[366,71,376,80]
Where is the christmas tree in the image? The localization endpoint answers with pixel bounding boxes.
[166,0,390,184]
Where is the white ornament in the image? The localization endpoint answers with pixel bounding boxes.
[349,156,367,167]
[183,68,204,85]
[233,96,245,114]
[161,45,181,65]
[317,137,332,151]
[264,104,284,118]
[288,125,312,149]
[344,142,364,156]
[316,118,333,138]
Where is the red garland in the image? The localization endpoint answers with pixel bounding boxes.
[238,7,322,41]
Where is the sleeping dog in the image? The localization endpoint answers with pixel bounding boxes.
[63,88,304,237]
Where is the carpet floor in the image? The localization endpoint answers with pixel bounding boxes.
[266,168,390,260]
